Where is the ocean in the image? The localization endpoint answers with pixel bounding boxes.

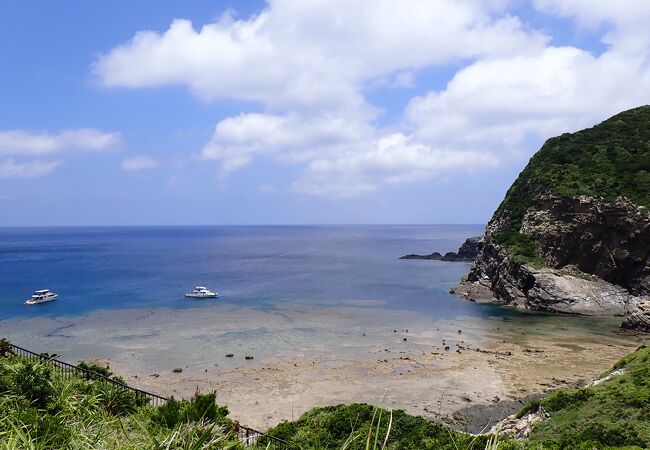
[0,224,511,320]
[1,225,636,428]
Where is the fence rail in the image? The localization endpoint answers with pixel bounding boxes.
[8,343,169,406]
[4,342,293,448]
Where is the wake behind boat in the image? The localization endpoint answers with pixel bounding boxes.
[26,289,58,305]
[185,286,218,298]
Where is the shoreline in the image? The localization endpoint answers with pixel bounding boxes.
[101,326,643,430]
[2,303,645,430]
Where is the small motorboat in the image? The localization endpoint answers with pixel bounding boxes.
[184,286,218,298]
[26,289,58,305]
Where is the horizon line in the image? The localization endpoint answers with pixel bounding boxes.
[0,223,488,228]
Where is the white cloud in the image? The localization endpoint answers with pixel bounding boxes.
[94,0,547,110]
[534,0,650,56]
[94,0,650,197]
[295,133,498,197]
[121,155,160,171]
[0,159,61,179]
[201,112,373,175]
[405,47,650,157]
[0,129,120,156]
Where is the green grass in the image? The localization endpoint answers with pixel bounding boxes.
[490,105,650,265]
[0,351,245,449]
[261,403,525,450]
[525,345,650,449]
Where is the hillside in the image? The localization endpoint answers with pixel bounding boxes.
[493,105,650,266]
[455,106,650,317]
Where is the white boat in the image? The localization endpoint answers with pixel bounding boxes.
[26,289,58,305]
[184,286,218,298]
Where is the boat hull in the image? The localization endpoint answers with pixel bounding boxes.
[26,294,58,305]
[184,293,218,298]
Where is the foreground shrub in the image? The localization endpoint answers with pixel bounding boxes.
[13,360,55,409]
[151,391,231,430]
[263,403,494,450]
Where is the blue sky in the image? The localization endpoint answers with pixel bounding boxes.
[1,0,649,225]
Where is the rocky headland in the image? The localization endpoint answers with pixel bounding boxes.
[453,106,650,329]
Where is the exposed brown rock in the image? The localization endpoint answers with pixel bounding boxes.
[455,196,649,316]
[621,300,650,332]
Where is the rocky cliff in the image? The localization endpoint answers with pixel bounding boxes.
[454,106,650,321]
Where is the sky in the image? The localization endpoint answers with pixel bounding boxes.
[1,0,650,226]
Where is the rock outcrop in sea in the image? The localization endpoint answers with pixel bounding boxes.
[453,106,650,325]
[400,236,482,262]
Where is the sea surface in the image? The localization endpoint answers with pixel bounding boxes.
[1,225,637,426]
[0,225,511,321]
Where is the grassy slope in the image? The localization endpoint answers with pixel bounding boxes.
[0,352,244,449]
[263,403,502,449]
[491,105,650,265]
[526,345,650,449]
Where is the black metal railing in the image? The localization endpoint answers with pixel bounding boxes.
[5,342,294,448]
[237,424,293,448]
[8,343,169,406]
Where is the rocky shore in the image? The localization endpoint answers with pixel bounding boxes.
[453,197,650,322]
[451,107,650,330]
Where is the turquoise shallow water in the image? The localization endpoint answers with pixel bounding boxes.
[0,224,520,321]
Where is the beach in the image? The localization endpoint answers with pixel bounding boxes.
[2,301,645,430]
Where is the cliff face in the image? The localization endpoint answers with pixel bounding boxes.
[454,106,650,317]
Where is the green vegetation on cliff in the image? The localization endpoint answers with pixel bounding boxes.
[492,105,650,264]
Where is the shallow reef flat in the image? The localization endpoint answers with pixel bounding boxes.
[2,302,645,430]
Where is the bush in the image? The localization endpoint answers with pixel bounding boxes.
[515,399,540,419]
[90,381,143,415]
[77,360,114,379]
[0,338,14,358]
[151,391,231,429]
[542,388,593,412]
[263,403,493,450]
[13,360,55,409]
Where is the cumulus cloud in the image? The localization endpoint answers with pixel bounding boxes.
[405,47,650,157]
[201,113,374,175]
[0,129,121,156]
[533,0,650,54]
[94,0,650,197]
[0,159,61,179]
[94,0,546,109]
[295,133,498,197]
[121,155,160,171]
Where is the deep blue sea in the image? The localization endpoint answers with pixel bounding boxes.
[0,225,515,321]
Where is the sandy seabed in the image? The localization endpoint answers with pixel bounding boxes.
[2,301,646,430]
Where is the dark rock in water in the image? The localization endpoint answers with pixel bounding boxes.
[400,237,483,262]
[225,354,234,358]
[245,355,254,360]
[400,252,443,260]
[172,368,183,373]
[457,236,483,259]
